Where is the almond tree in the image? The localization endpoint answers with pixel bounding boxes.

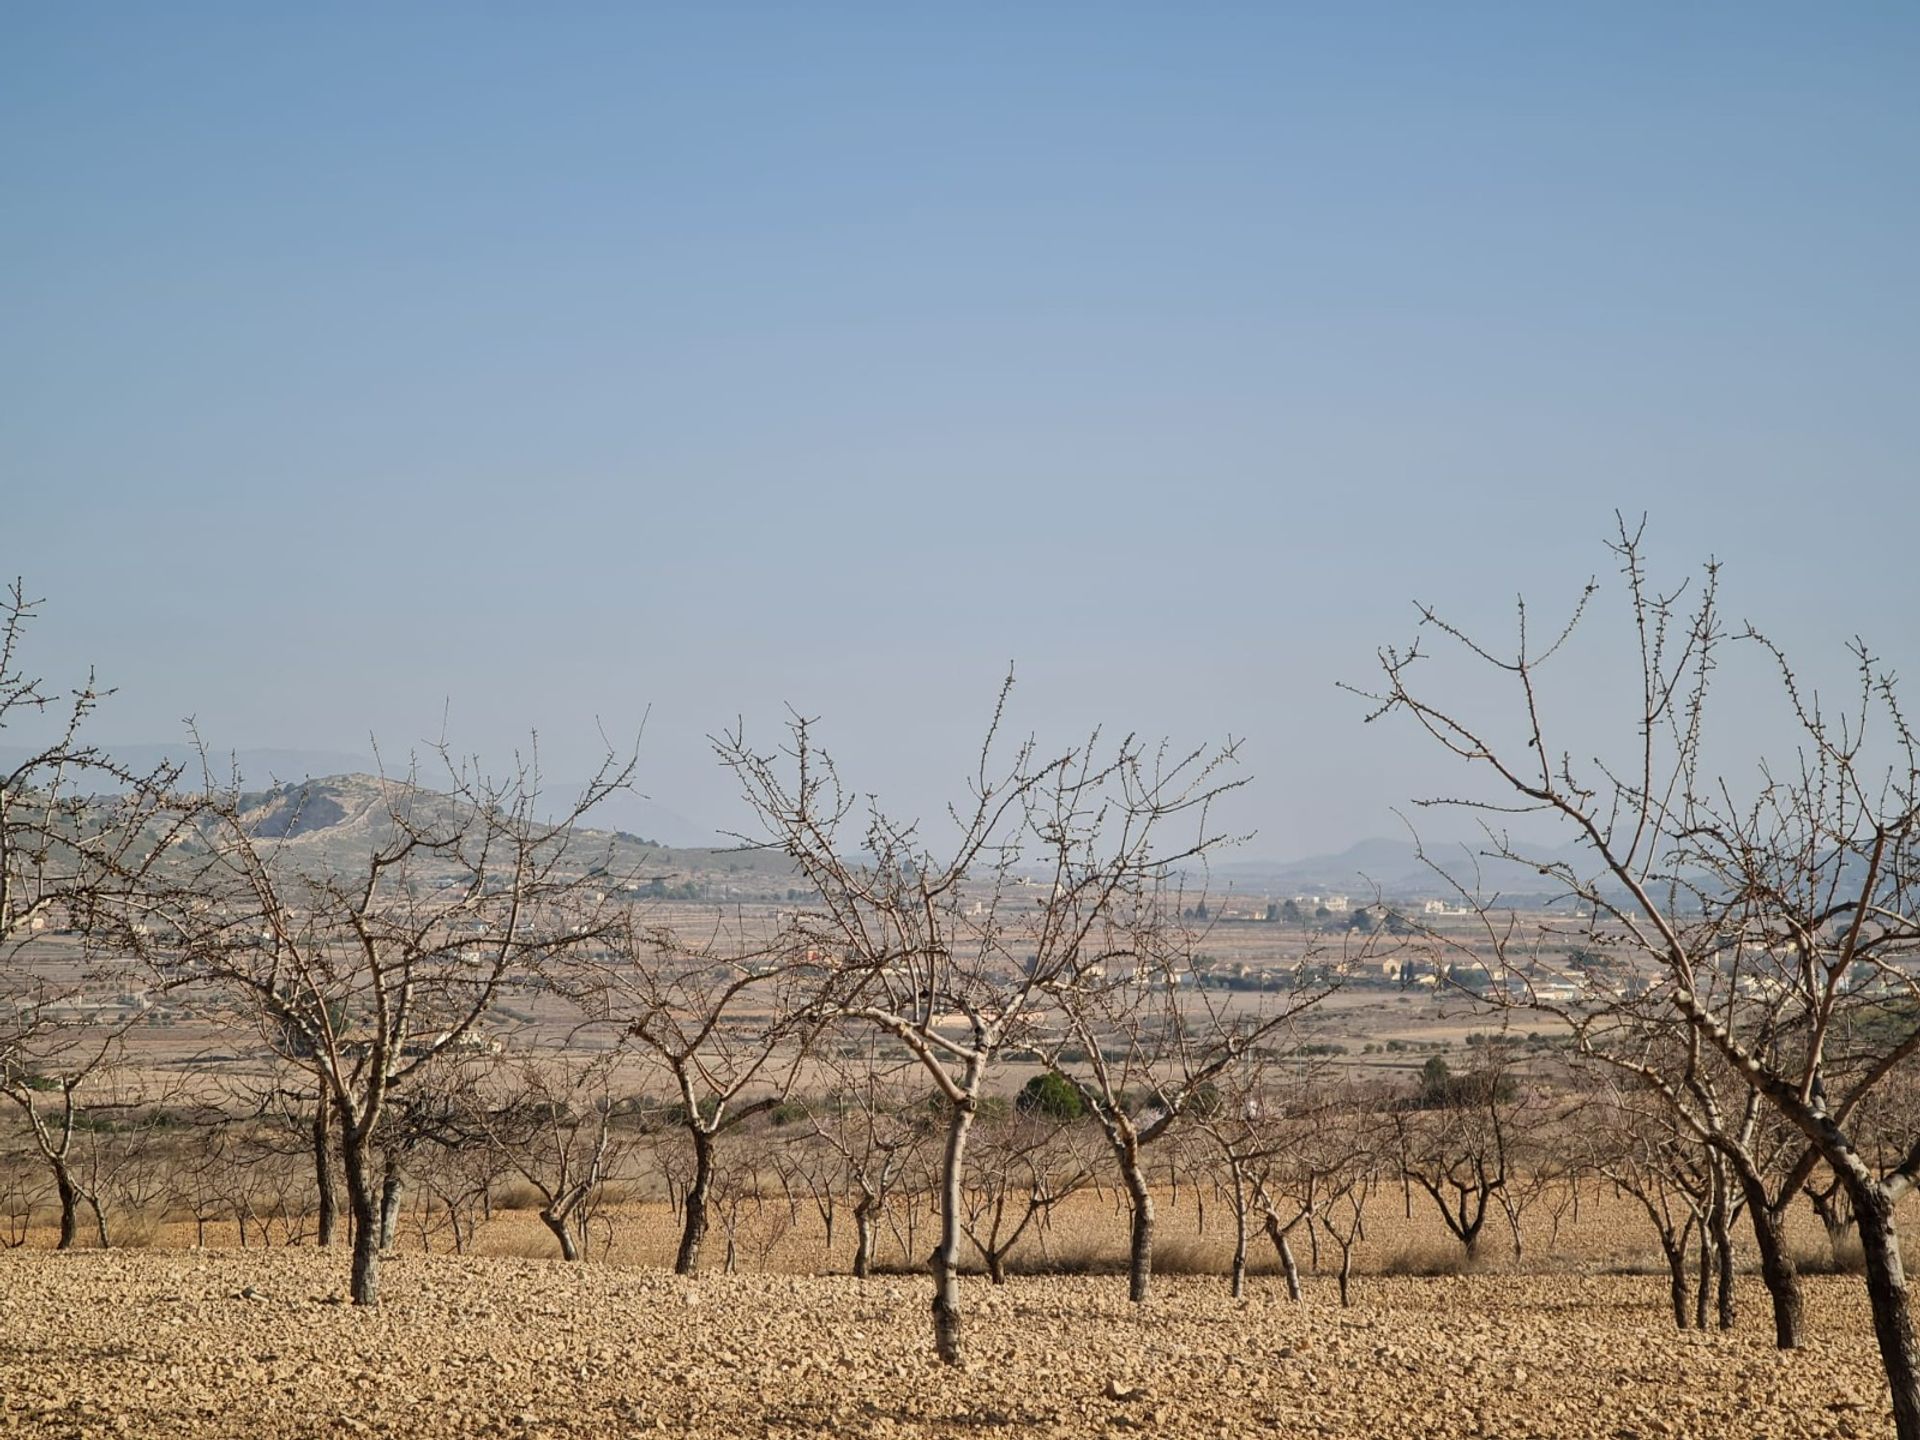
[0,1005,131,1248]
[144,751,629,1305]
[801,1047,932,1278]
[720,678,1239,1363]
[0,580,199,1248]
[1427,909,1808,1340]
[959,1103,1098,1283]
[1036,928,1331,1302]
[581,914,817,1275]
[1586,1074,1723,1330]
[458,1049,626,1262]
[1202,1066,1382,1302]
[1391,1056,1520,1264]
[1361,518,1920,1437]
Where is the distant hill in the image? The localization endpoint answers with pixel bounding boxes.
[0,743,382,789]
[0,744,722,849]
[215,773,791,894]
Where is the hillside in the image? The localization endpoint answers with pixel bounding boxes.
[219,773,797,897]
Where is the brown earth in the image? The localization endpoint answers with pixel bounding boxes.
[0,1244,1897,1439]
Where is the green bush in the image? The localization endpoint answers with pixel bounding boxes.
[1017,1071,1085,1121]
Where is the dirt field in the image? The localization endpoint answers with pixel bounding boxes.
[0,1247,1893,1439]
[2,1179,1907,1440]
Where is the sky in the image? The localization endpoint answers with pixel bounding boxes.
[4,3,1917,856]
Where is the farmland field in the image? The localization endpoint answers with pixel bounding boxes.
[1,1184,1904,1438]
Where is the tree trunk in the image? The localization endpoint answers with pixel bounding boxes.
[1663,1239,1691,1331]
[1707,1173,1736,1332]
[53,1167,79,1251]
[1811,1185,1856,1266]
[1727,1159,1803,1348]
[1122,1152,1154,1304]
[675,1128,713,1276]
[1713,1212,1737,1333]
[985,1250,1008,1285]
[1230,1216,1248,1300]
[1749,1202,1804,1348]
[342,1141,381,1307]
[1694,1228,1711,1331]
[1337,1245,1353,1307]
[1851,1180,1920,1440]
[541,1208,581,1262]
[930,1097,976,1366]
[852,1196,875,1280]
[378,1158,404,1251]
[1267,1219,1302,1303]
[312,1087,338,1248]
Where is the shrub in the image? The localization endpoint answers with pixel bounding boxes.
[767,1100,809,1128]
[1017,1072,1084,1121]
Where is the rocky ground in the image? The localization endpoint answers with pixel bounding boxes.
[0,1247,1896,1439]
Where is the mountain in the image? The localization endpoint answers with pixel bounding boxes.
[216,773,791,889]
[0,743,382,788]
[1,743,724,849]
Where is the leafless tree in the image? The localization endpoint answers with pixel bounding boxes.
[140,748,630,1304]
[0,999,132,1247]
[800,1046,933,1278]
[1314,1128,1383,1308]
[1206,1068,1385,1304]
[959,1103,1098,1283]
[1036,921,1330,1302]
[1360,517,1920,1436]
[0,580,201,1247]
[1391,1053,1528,1264]
[578,913,817,1275]
[1585,1073,1727,1329]
[458,1049,627,1262]
[720,677,1240,1363]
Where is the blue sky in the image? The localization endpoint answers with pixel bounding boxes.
[4,4,1916,854]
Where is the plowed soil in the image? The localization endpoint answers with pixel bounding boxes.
[0,1247,1894,1439]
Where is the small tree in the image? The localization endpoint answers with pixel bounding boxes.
[1393,1051,1529,1263]
[0,580,197,1249]
[460,1049,626,1262]
[960,1103,1097,1283]
[149,750,629,1304]
[802,1048,933,1278]
[1037,922,1330,1302]
[721,677,1239,1363]
[584,915,817,1275]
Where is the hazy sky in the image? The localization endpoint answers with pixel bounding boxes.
[5,4,1917,856]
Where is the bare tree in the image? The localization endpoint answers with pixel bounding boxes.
[1391,1053,1526,1264]
[801,1046,932,1278]
[459,1049,626,1262]
[1586,1073,1724,1329]
[1207,1068,1385,1304]
[959,1103,1098,1283]
[144,750,629,1305]
[580,913,816,1275]
[0,581,199,1249]
[721,678,1239,1363]
[1036,921,1330,1302]
[1361,518,1920,1436]
[0,1008,132,1248]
